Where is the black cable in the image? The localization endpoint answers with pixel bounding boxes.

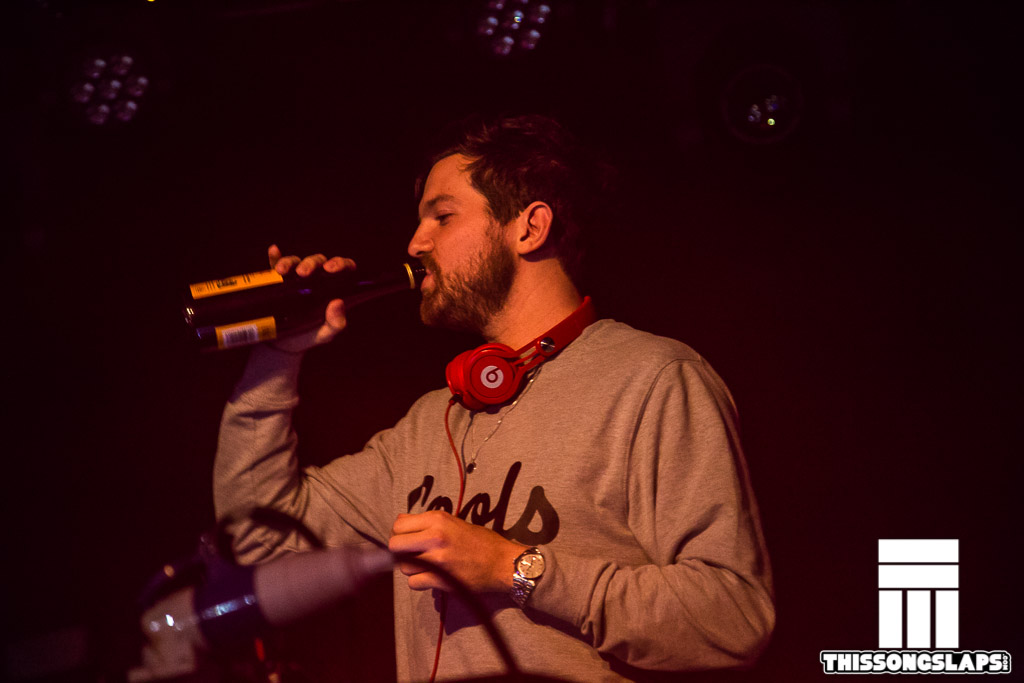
[209,507,522,676]
[392,552,521,677]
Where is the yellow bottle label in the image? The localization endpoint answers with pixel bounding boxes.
[189,269,284,300]
[215,317,277,349]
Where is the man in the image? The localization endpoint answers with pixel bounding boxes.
[215,115,774,681]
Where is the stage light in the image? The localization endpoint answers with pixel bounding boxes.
[70,82,95,104]
[125,74,149,98]
[476,0,553,57]
[84,58,107,80]
[114,99,139,122]
[109,54,134,77]
[85,103,111,126]
[720,63,804,145]
[69,51,149,125]
[98,78,122,101]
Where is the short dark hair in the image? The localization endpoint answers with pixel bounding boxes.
[419,114,612,287]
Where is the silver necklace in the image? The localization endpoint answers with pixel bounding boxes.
[464,367,541,474]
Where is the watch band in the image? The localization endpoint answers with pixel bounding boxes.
[511,546,545,608]
[511,573,536,608]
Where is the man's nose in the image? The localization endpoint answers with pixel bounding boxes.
[407,226,432,259]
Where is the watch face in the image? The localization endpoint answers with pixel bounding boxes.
[516,552,545,579]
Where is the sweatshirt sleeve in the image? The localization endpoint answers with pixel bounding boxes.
[527,358,775,671]
[213,345,396,564]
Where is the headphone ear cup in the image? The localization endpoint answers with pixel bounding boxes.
[466,351,519,406]
[445,350,475,404]
[446,344,521,410]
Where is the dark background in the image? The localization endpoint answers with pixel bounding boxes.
[4,0,1020,681]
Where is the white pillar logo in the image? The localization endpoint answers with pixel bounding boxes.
[878,539,959,649]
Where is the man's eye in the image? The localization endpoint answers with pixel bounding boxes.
[437,213,453,224]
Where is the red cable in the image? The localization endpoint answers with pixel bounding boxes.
[428,399,467,682]
[428,606,445,683]
[445,398,467,514]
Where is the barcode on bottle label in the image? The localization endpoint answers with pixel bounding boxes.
[215,317,277,349]
[190,269,284,299]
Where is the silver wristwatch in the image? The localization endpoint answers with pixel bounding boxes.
[511,546,545,608]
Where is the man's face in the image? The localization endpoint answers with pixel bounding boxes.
[408,154,516,334]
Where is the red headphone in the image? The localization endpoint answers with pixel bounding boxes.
[445,296,595,410]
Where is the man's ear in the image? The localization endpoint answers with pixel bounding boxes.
[511,201,553,256]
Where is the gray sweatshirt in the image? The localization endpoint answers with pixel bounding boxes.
[215,319,774,681]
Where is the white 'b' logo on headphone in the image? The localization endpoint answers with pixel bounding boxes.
[480,365,504,389]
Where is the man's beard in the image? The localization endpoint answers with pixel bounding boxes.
[419,227,516,335]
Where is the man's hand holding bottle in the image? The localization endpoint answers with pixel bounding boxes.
[265,244,356,353]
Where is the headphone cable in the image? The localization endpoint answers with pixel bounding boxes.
[427,398,468,682]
